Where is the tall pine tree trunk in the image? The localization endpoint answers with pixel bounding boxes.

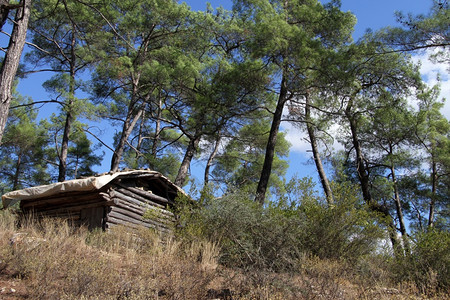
[151,96,162,158]
[110,107,144,172]
[58,30,76,182]
[345,98,401,256]
[391,164,410,254]
[204,135,221,184]
[255,72,288,205]
[174,133,201,187]
[345,109,372,203]
[428,159,437,228]
[110,77,144,172]
[58,107,73,182]
[305,93,334,204]
[13,151,22,190]
[0,0,31,144]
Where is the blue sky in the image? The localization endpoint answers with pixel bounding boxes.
[11,0,448,188]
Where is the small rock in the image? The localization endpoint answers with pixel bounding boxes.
[10,288,16,293]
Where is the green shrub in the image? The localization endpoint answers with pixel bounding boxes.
[393,229,450,295]
[295,182,384,262]
[176,179,384,271]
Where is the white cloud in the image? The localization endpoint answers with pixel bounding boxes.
[282,108,344,155]
[282,120,310,153]
[411,49,450,119]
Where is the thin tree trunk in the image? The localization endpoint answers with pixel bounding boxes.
[136,105,146,154]
[428,159,437,228]
[305,93,333,204]
[344,99,401,256]
[0,0,31,144]
[174,134,201,187]
[110,74,144,172]
[151,95,162,158]
[58,108,73,182]
[346,112,372,203]
[204,135,221,184]
[391,165,410,254]
[58,29,76,182]
[73,155,79,179]
[255,73,288,205]
[110,107,144,172]
[13,151,22,190]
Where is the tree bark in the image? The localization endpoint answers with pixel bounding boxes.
[0,0,31,145]
[58,27,76,182]
[345,109,372,203]
[344,98,402,256]
[255,73,288,205]
[58,108,73,182]
[428,159,437,228]
[13,151,22,190]
[110,73,144,172]
[110,107,144,172]
[151,96,162,158]
[174,133,201,187]
[305,93,334,204]
[204,135,221,184]
[136,104,146,154]
[391,165,409,254]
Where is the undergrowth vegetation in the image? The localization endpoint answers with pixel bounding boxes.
[177,181,384,271]
[0,181,448,299]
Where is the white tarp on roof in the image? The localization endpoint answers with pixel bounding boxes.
[2,170,180,208]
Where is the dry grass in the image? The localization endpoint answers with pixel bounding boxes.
[0,210,448,299]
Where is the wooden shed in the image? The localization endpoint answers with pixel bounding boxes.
[1,170,186,232]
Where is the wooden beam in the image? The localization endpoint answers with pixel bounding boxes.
[111,189,165,209]
[114,199,174,219]
[114,183,170,205]
[110,206,173,228]
[106,213,171,233]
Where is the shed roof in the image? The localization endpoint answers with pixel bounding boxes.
[2,170,185,209]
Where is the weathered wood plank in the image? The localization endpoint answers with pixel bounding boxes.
[112,201,174,226]
[113,206,173,227]
[106,214,171,233]
[99,192,111,201]
[108,211,171,232]
[114,183,170,205]
[110,207,173,228]
[127,185,173,205]
[111,189,165,209]
[144,205,175,219]
[113,196,174,217]
[106,217,144,229]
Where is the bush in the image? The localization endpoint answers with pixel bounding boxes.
[393,229,450,295]
[295,182,384,262]
[176,179,384,271]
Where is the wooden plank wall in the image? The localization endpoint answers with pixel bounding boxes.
[105,183,175,233]
[20,191,114,227]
